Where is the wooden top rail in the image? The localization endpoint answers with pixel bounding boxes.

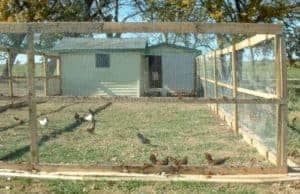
[0,96,283,104]
[200,77,277,99]
[197,34,276,59]
[0,22,282,34]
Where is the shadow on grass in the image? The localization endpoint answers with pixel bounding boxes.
[0,121,82,161]
[0,103,77,132]
[0,102,112,161]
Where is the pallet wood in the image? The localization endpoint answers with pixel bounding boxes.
[0,22,283,34]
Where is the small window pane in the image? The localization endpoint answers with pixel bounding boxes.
[96,54,110,68]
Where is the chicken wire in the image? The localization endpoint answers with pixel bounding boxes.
[0,27,283,168]
[196,34,279,154]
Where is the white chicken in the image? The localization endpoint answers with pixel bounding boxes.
[38,117,48,127]
[83,113,93,122]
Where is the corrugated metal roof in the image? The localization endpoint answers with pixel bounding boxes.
[52,38,148,51]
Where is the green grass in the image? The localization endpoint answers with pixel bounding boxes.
[0,101,270,166]
[288,98,300,163]
[288,66,300,79]
[0,177,299,193]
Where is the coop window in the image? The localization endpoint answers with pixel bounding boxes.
[95,54,110,68]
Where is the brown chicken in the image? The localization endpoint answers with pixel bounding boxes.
[176,92,183,100]
[74,112,82,122]
[169,156,188,166]
[149,154,169,165]
[149,153,157,164]
[204,153,229,165]
[86,120,96,134]
[14,116,25,124]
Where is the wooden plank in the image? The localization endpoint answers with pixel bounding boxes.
[199,77,277,99]
[33,96,282,104]
[232,45,238,134]
[275,35,282,167]
[213,51,218,113]
[0,169,297,183]
[275,35,288,168]
[27,30,39,165]
[0,22,283,34]
[235,34,275,50]
[7,51,14,100]
[237,87,277,99]
[0,162,287,175]
[43,55,48,96]
[203,34,276,58]
[1,76,59,80]
[203,55,208,97]
[0,95,283,104]
[57,57,62,95]
[193,58,197,94]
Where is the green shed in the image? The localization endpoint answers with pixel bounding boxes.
[51,38,200,97]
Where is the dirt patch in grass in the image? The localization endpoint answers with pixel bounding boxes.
[0,100,272,167]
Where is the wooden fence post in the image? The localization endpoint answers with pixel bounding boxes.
[232,45,238,134]
[43,55,48,96]
[194,58,197,95]
[203,55,208,98]
[27,29,39,165]
[57,57,62,95]
[7,50,14,100]
[213,51,218,113]
[275,35,287,168]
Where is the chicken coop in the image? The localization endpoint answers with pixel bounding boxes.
[0,22,291,181]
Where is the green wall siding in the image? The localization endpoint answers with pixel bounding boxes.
[146,45,199,92]
[61,51,142,96]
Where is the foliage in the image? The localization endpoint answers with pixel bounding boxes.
[200,0,298,63]
[133,0,215,49]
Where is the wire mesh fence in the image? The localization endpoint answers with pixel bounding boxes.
[0,23,287,174]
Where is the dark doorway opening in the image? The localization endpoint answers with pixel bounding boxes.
[148,56,162,88]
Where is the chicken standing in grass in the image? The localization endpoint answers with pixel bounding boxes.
[169,156,188,166]
[38,117,48,128]
[137,132,150,144]
[83,112,93,122]
[88,109,96,115]
[13,116,25,124]
[149,154,169,165]
[74,112,81,122]
[204,153,229,165]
